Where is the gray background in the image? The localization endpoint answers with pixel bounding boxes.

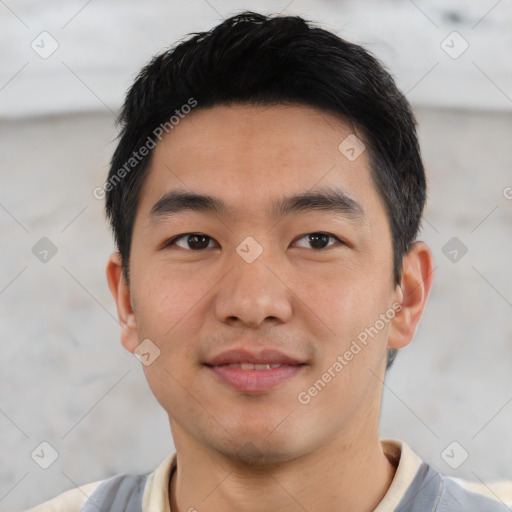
[1,0,511,510]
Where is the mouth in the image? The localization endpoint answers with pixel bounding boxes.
[205,361,306,392]
[204,348,307,392]
[212,362,292,370]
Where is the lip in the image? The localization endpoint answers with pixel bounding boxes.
[205,348,304,366]
[204,348,306,392]
[207,364,305,392]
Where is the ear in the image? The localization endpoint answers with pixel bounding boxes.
[106,252,139,353]
[388,241,434,350]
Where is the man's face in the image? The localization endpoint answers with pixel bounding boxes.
[124,104,402,463]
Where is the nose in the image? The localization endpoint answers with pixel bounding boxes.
[213,245,293,329]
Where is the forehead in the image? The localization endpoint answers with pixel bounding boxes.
[137,103,382,221]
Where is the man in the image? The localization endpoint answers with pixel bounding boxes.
[28,11,511,512]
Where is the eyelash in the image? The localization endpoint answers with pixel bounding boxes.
[163,232,345,251]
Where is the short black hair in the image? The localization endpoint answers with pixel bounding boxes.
[105,11,426,370]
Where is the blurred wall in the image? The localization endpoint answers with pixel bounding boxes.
[1,1,511,510]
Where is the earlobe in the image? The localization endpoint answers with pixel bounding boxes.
[106,252,139,353]
[388,241,434,350]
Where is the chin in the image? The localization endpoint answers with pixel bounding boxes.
[227,442,297,467]
[211,433,311,469]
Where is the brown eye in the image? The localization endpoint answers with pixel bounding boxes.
[167,234,215,250]
[294,232,342,250]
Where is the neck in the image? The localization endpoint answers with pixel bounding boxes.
[168,425,396,512]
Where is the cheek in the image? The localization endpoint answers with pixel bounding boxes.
[130,272,209,402]
[304,266,386,332]
[301,271,394,388]
[131,263,208,336]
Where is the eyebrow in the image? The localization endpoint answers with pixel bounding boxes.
[149,187,364,222]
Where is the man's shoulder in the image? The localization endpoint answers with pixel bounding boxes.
[25,479,105,512]
[385,439,512,511]
[399,459,512,511]
[439,475,512,511]
[24,452,176,512]
[25,472,150,512]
